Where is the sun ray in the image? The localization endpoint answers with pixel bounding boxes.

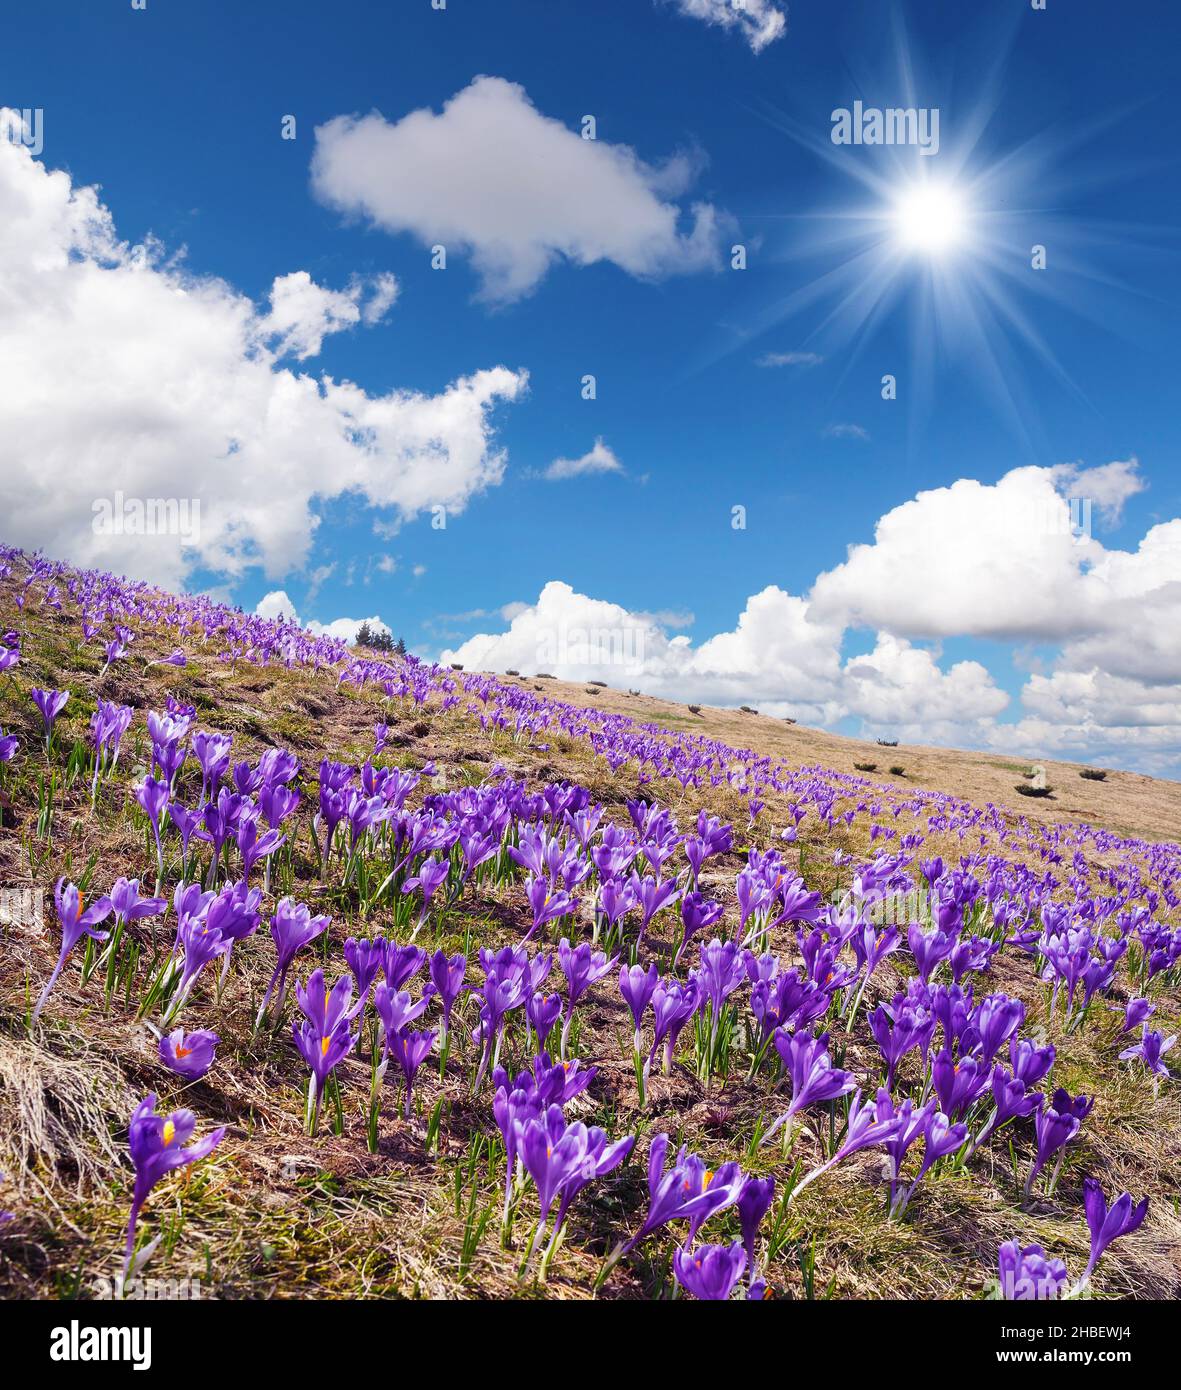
[700,16,1167,449]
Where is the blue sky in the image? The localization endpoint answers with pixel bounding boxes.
[2,0,1180,771]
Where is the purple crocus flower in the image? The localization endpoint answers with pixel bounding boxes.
[885,1104,969,1218]
[493,1076,542,1221]
[294,973,358,1039]
[676,892,723,967]
[517,1105,590,1255]
[837,1087,908,1163]
[920,856,945,885]
[235,813,285,882]
[428,950,467,1045]
[555,939,611,1006]
[852,923,901,981]
[913,1108,968,1183]
[388,1027,436,1118]
[792,1087,907,1200]
[158,1027,220,1081]
[966,993,1025,1063]
[506,1097,627,1266]
[1054,1088,1095,1126]
[621,1133,744,1253]
[932,1049,991,1119]
[192,730,232,804]
[997,1241,1068,1300]
[99,875,169,966]
[1078,1177,1148,1288]
[764,1030,856,1143]
[673,1240,747,1301]
[870,999,934,1089]
[258,747,299,788]
[1025,1093,1084,1194]
[524,875,578,943]
[108,877,167,935]
[549,1124,634,1246]
[619,963,660,1050]
[171,880,213,934]
[990,1065,1044,1127]
[949,933,998,984]
[32,879,113,1022]
[260,781,300,830]
[373,983,432,1042]
[292,970,360,1133]
[634,875,681,945]
[879,1095,928,1197]
[596,875,638,940]
[0,726,19,763]
[343,789,387,855]
[345,936,385,1006]
[88,699,133,795]
[163,912,232,1023]
[751,968,829,1046]
[1113,997,1155,1034]
[457,826,500,888]
[520,1051,596,1107]
[195,787,248,885]
[146,648,187,669]
[402,854,450,935]
[649,977,698,1075]
[384,941,428,991]
[231,759,264,797]
[168,801,202,878]
[1010,1036,1056,1087]
[472,947,532,1085]
[695,938,747,1021]
[134,776,170,879]
[147,709,191,752]
[31,687,68,750]
[527,990,563,1046]
[148,713,188,790]
[124,1094,224,1279]
[101,637,127,676]
[907,924,955,984]
[930,983,975,1053]
[1118,1025,1175,1080]
[558,937,617,1051]
[968,1065,1044,1157]
[256,897,331,1027]
[205,879,263,979]
[736,1176,776,1271]
[736,867,773,940]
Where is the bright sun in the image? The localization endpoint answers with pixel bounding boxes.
[892,183,968,255]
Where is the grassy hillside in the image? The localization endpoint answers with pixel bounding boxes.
[0,548,1177,1301]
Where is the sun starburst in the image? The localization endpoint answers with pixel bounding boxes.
[711,14,1157,449]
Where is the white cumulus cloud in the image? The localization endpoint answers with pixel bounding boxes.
[311,76,725,304]
[666,0,787,52]
[261,270,398,360]
[254,590,391,646]
[0,119,527,591]
[439,579,1006,737]
[544,438,625,481]
[254,590,301,624]
[439,460,1181,771]
[308,615,392,645]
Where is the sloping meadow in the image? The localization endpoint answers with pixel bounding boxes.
[0,545,1178,1302]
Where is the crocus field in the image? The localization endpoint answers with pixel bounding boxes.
[0,544,1177,1302]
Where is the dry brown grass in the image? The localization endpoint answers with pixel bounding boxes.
[508,673,1181,844]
